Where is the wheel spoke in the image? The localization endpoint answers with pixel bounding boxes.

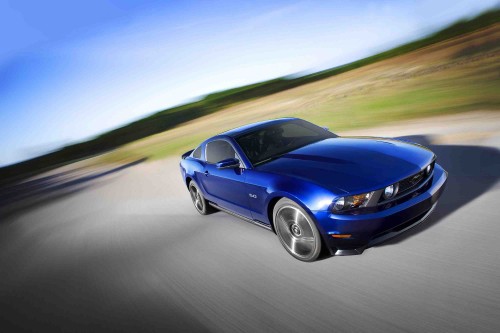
[297,219,313,238]
[290,237,298,254]
[190,187,204,211]
[294,209,300,223]
[278,215,292,244]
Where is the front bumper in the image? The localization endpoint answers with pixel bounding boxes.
[313,163,448,255]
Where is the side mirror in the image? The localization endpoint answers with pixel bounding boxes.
[322,126,329,132]
[216,158,240,169]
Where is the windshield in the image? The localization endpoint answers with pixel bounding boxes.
[236,119,337,166]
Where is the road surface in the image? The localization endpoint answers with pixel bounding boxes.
[1,112,500,332]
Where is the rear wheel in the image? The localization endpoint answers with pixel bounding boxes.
[273,198,322,262]
[189,181,214,215]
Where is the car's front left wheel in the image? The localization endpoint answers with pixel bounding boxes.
[273,198,322,262]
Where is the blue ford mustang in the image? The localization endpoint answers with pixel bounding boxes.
[179,118,447,261]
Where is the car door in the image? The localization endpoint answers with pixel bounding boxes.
[243,169,273,225]
[200,139,252,218]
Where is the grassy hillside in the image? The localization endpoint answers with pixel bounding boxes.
[96,23,500,164]
[1,8,500,184]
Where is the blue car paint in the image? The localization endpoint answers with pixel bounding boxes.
[179,118,447,254]
[316,163,447,251]
[256,137,435,194]
[200,164,252,216]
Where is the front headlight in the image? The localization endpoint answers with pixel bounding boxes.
[333,197,345,211]
[332,192,373,212]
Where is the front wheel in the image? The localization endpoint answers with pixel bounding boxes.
[273,198,322,262]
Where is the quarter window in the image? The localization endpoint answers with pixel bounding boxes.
[192,146,202,159]
[206,140,238,164]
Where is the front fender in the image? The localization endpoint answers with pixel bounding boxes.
[263,188,337,248]
[254,172,343,225]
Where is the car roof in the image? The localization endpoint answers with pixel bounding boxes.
[220,117,298,137]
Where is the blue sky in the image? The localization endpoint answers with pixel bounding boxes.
[0,0,497,166]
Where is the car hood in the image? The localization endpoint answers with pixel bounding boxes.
[256,137,435,194]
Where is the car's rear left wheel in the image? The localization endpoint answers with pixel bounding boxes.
[189,181,214,215]
[273,198,322,262]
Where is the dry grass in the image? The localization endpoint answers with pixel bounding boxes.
[98,25,500,164]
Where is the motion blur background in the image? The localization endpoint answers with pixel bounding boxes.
[1,1,500,332]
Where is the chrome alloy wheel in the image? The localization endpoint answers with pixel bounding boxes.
[275,204,321,261]
[189,183,205,213]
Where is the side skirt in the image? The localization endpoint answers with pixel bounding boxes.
[209,202,272,231]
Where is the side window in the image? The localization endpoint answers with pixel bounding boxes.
[192,146,202,159]
[206,140,237,164]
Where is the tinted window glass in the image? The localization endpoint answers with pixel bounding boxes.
[192,146,202,159]
[206,140,237,164]
[236,119,336,165]
[281,123,320,138]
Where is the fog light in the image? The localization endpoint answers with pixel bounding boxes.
[384,184,396,199]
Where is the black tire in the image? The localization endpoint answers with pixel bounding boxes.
[273,198,322,262]
[188,181,215,215]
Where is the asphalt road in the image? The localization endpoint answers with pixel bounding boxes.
[1,112,500,332]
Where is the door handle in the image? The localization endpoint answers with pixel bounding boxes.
[204,171,209,176]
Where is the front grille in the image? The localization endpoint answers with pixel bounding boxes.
[396,161,435,197]
[377,161,434,205]
[398,170,425,194]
